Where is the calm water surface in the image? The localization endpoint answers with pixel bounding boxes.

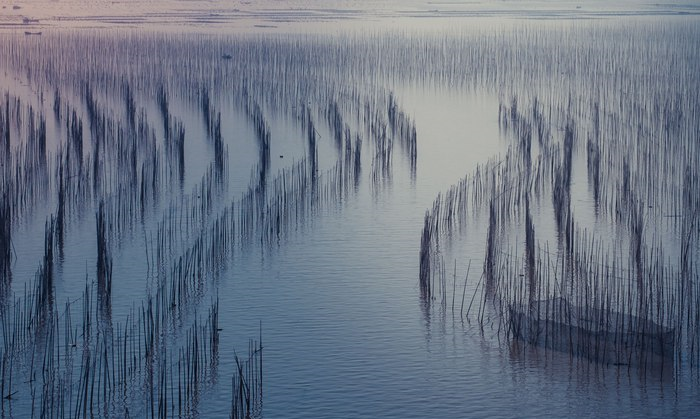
[1,17,699,418]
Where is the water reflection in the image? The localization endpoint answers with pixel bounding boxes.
[0,18,698,417]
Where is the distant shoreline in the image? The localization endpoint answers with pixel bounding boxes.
[2,0,699,33]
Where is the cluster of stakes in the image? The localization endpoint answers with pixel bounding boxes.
[0,30,419,418]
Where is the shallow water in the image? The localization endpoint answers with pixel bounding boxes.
[1,14,699,419]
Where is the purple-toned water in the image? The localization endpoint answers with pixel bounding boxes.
[0,7,699,418]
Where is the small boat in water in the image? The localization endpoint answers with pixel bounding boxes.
[24,31,42,36]
[509,297,675,368]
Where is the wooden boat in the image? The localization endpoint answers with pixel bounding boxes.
[509,297,675,368]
